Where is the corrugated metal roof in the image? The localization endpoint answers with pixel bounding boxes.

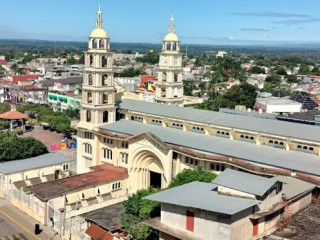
[100,120,320,177]
[0,153,70,174]
[144,182,260,215]
[117,99,320,142]
[212,169,277,197]
[272,176,315,199]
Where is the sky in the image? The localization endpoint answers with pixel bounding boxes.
[0,0,320,45]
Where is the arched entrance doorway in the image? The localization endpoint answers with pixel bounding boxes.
[130,150,165,192]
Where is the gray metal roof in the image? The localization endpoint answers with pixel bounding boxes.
[212,169,277,197]
[219,108,276,120]
[272,176,315,199]
[100,120,320,177]
[0,153,71,174]
[117,99,320,142]
[144,181,260,215]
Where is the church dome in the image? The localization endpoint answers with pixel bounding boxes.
[90,28,108,39]
[164,32,179,42]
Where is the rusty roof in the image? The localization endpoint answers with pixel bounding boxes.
[85,223,114,240]
[27,163,128,201]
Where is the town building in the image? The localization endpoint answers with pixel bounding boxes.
[0,153,71,223]
[48,92,82,112]
[145,169,315,240]
[254,97,302,114]
[9,7,320,240]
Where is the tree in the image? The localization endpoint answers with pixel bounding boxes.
[264,82,275,93]
[299,64,311,74]
[195,93,223,111]
[221,82,257,109]
[0,103,11,113]
[119,68,146,77]
[121,188,161,240]
[183,80,197,96]
[234,70,248,82]
[67,56,76,64]
[0,121,10,131]
[286,75,299,83]
[311,66,320,75]
[275,68,287,76]
[169,167,217,188]
[0,133,48,162]
[17,104,72,132]
[135,52,159,65]
[266,75,281,85]
[250,66,264,74]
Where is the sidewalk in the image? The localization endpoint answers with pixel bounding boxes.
[0,198,61,240]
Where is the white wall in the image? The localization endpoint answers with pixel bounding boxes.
[161,203,231,240]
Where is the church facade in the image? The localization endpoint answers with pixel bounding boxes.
[76,9,320,196]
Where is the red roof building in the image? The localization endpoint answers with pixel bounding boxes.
[0,60,6,65]
[12,75,39,84]
[85,224,114,240]
[27,163,129,201]
[140,75,156,88]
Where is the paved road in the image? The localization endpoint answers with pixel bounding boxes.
[0,199,60,240]
[0,208,34,239]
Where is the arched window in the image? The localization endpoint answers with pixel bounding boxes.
[102,56,107,67]
[162,72,167,81]
[172,42,177,51]
[102,74,108,86]
[174,73,178,82]
[121,153,128,164]
[92,39,97,48]
[103,93,108,104]
[88,74,92,85]
[90,55,93,66]
[104,149,112,160]
[166,42,171,51]
[87,92,92,103]
[161,88,166,97]
[86,110,91,122]
[84,143,92,154]
[173,87,178,97]
[99,39,105,49]
[103,111,109,123]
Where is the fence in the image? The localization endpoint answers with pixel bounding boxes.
[0,179,45,222]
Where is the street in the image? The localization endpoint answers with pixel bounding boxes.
[0,199,60,240]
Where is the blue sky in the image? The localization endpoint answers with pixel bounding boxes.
[0,0,319,45]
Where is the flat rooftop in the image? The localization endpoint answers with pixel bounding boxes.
[117,99,320,142]
[256,97,302,106]
[28,163,128,201]
[82,203,124,232]
[0,153,70,174]
[144,181,260,215]
[100,120,320,177]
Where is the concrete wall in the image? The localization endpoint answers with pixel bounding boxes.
[218,186,256,199]
[161,203,231,240]
[291,193,312,215]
